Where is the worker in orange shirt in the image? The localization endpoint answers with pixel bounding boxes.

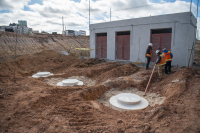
[155,50,166,81]
[145,43,153,70]
[162,48,173,74]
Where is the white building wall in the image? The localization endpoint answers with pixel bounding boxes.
[78,30,86,36]
[75,31,78,36]
[90,12,196,67]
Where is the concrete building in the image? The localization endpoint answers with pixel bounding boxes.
[32,30,39,33]
[9,23,17,26]
[0,26,6,31]
[90,12,197,67]
[65,30,75,36]
[52,32,57,34]
[18,20,27,27]
[0,20,32,34]
[78,30,86,36]
[74,31,78,36]
[64,30,86,36]
[41,31,49,34]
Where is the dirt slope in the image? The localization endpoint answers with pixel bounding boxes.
[0,51,200,133]
[0,31,89,63]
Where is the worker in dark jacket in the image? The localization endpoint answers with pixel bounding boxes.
[155,50,166,81]
[145,43,153,70]
[162,48,173,74]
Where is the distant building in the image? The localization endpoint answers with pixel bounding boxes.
[32,30,39,33]
[74,31,78,36]
[14,26,30,34]
[5,27,14,32]
[64,30,86,36]
[78,30,86,36]
[0,26,6,31]
[41,31,49,34]
[0,20,33,34]
[66,30,75,36]
[18,20,27,27]
[52,32,57,34]
[9,23,17,26]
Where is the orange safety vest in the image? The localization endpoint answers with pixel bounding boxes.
[163,51,172,61]
[146,49,152,57]
[157,54,166,66]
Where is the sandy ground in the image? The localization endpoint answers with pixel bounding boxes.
[0,50,200,133]
[43,76,96,86]
[96,87,166,107]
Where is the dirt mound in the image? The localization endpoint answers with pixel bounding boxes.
[97,63,139,83]
[0,66,200,132]
[0,49,200,133]
[0,50,83,79]
[72,58,106,68]
[84,58,106,65]
[194,42,200,63]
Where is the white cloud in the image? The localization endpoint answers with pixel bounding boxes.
[0,0,30,10]
[0,0,199,37]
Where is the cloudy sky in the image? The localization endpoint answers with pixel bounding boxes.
[0,0,200,37]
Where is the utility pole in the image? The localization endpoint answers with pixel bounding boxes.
[89,0,90,30]
[62,16,65,36]
[110,7,111,22]
[62,16,63,35]
[65,26,66,36]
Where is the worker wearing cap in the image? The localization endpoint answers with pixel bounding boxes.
[155,50,166,81]
[162,48,173,74]
[145,43,153,70]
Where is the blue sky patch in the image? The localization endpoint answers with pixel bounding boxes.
[0,10,12,13]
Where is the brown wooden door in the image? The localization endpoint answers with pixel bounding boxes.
[151,33,171,62]
[116,35,130,60]
[96,36,107,58]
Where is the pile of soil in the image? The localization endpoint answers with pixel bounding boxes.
[0,50,83,83]
[194,42,200,63]
[97,63,139,83]
[72,58,106,68]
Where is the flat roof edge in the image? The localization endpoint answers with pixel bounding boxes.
[90,12,194,26]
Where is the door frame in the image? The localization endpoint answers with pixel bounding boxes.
[96,33,107,58]
[115,31,131,60]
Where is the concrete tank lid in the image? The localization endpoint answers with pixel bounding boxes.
[117,93,141,105]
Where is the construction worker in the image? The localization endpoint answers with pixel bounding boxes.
[145,43,153,70]
[162,48,173,74]
[155,50,166,81]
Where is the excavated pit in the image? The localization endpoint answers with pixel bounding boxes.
[96,87,166,108]
[43,76,96,86]
[1,48,200,132]
[81,85,166,111]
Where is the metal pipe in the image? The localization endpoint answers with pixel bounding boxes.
[14,25,18,84]
[62,16,64,35]
[110,7,111,22]
[89,0,90,29]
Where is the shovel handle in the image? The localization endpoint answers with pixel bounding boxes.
[143,64,156,96]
